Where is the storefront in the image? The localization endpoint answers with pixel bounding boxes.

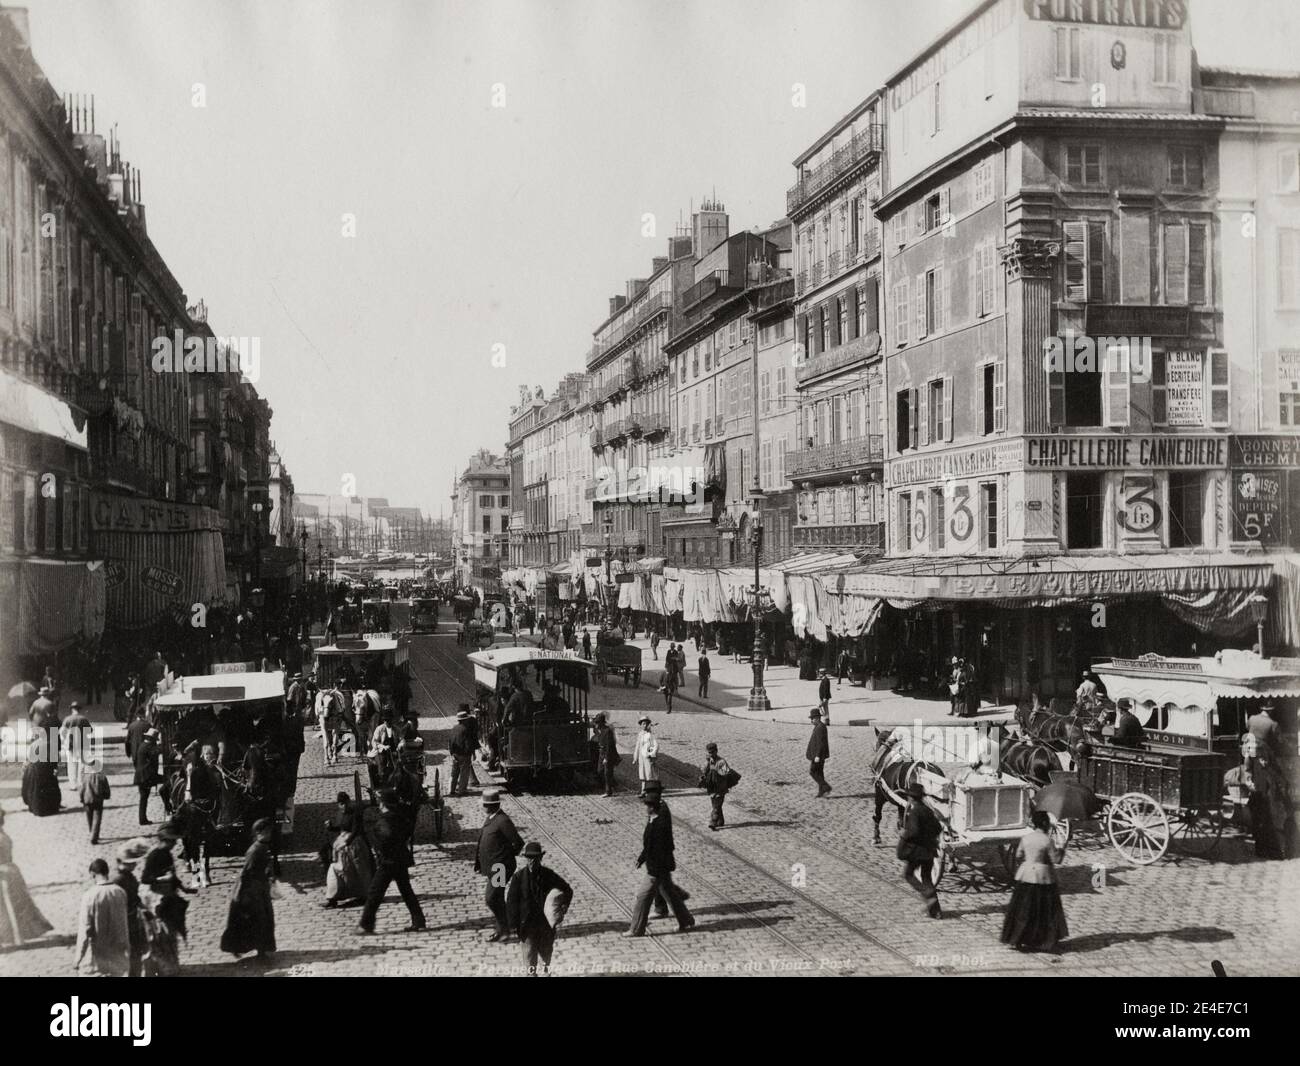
[90,491,229,630]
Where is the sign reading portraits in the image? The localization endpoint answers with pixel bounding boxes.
[1022,0,1187,30]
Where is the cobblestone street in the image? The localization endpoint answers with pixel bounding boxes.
[3,630,1297,977]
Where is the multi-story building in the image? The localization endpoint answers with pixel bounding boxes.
[0,8,236,659]
[586,229,689,563]
[663,214,792,566]
[787,93,889,556]
[857,0,1298,699]
[749,273,800,563]
[451,449,510,586]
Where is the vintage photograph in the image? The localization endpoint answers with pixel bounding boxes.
[0,0,1297,985]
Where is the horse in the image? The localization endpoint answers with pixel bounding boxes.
[870,726,945,844]
[316,688,357,764]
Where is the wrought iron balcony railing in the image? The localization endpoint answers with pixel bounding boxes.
[785,435,884,479]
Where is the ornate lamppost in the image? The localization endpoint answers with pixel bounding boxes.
[1248,592,1269,657]
[747,489,772,714]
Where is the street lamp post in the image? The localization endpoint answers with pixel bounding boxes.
[747,490,771,714]
[251,500,264,593]
[1248,592,1270,657]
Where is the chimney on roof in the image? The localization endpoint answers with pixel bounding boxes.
[668,234,693,260]
[609,295,626,317]
[626,278,647,301]
[651,256,668,274]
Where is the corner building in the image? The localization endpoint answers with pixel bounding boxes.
[861,0,1299,701]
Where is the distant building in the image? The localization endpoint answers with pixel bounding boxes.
[451,449,510,585]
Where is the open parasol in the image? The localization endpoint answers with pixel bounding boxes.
[1033,780,1102,821]
[7,681,37,699]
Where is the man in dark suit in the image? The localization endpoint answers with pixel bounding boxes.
[592,712,619,797]
[817,670,832,721]
[474,789,523,941]
[899,782,942,918]
[1113,700,1146,748]
[448,707,478,797]
[134,728,162,825]
[806,708,831,797]
[624,785,693,936]
[505,842,573,975]
[125,707,149,762]
[357,789,426,934]
[697,653,711,699]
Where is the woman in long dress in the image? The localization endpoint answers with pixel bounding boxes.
[323,797,373,907]
[1001,809,1069,952]
[633,717,658,796]
[220,817,277,961]
[0,808,53,947]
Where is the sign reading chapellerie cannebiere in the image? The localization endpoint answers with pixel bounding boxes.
[1023,0,1187,29]
[91,491,223,533]
[1026,435,1227,470]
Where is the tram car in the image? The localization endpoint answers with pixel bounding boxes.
[410,595,440,633]
[469,646,594,790]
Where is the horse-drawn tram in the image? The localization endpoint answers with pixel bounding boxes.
[468,647,594,790]
[152,669,297,847]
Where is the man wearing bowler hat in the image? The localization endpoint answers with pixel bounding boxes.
[475,788,523,941]
[624,782,693,937]
[806,708,831,798]
[448,706,478,796]
[505,842,573,975]
[898,781,942,919]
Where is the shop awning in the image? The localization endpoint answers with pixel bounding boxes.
[771,552,861,575]
[0,368,88,450]
[0,558,106,657]
[838,552,1275,604]
[1272,553,1300,650]
[1209,682,1300,700]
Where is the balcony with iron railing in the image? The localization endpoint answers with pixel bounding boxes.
[785,435,884,479]
[795,330,882,383]
[681,270,741,313]
[642,413,670,439]
[757,276,796,309]
[792,520,884,553]
[605,418,630,444]
[589,427,605,450]
[786,124,884,215]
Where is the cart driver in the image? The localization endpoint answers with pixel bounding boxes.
[502,675,534,730]
[1112,699,1145,748]
[962,720,1000,782]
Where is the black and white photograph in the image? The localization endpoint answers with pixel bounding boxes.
[0,0,1298,1000]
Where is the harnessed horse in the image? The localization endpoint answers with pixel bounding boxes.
[317,688,358,764]
[870,726,946,843]
[1000,698,1110,786]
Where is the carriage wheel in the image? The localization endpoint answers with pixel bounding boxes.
[1106,793,1169,865]
[930,844,949,888]
[1169,807,1223,857]
[1048,815,1072,853]
[633,666,641,686]
[997,842,1018,880]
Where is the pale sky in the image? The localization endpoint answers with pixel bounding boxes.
[22,0,1299,514]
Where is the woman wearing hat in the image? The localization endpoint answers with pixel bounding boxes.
[897,782,942,919]
[633,717,658,796]
[220,817,277,962]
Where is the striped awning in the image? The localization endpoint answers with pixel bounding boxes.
[0,558,106,657]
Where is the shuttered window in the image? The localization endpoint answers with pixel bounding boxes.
[1188,223,1207,305]
[1163,222,1188,304]
[1104,345,1131,426]
[1120,214,1151,305]
[942,374,953,441]
[1048,364,1067,426]
[1063,221,1087,302]
[1208,348,1230,426]
[993,360,1006,432]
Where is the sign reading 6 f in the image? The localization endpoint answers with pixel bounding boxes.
[1118,475,1162,535]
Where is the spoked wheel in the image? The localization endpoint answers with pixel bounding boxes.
[1048,814,1072,854]
[1169,806,1223,857]
[1106,792,1170,865]
[929,844,950,888]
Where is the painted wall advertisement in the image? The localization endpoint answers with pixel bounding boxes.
[1165,351,1204,426]
[1231,469,1284,545]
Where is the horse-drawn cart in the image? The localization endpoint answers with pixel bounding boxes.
[592,629,642,687]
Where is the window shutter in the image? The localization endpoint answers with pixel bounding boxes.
[1087,221,1106,303]
[971,245,982,316]
[918,383,930,445]
[865,276,879,334]
[908,388,918,449]
[939,187,951,228]
[914,203,924,237]
[1105,349,1131,426]
[942,375,953,441]
[1164,222,1188,305]
[1188,223,1207,305]
[1280,149,1300,194]
[915,273,926,339]
[1260,351,1280,429]
[976,364,986,435]
[993,360,1006,432]
[1208,348,1230,426]
[936,264,946,332]
[1063,220,1087,301]
[1048,366,1066,426]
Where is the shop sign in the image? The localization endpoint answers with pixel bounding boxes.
[1165,351,1204,426]
[889,439,1022,488]
[90,491,220,533]
[1026,435,1226,470]
[140,565,183,598]
[1231,469,1284,545]
[1230,435,1300,469]
[103,561,126,587]
[1023,0,1187,30]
